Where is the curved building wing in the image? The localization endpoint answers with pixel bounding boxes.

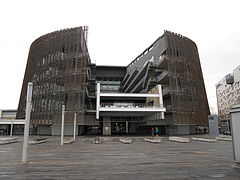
[17,27,90,132]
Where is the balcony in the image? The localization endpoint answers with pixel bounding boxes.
[99,102,165,115]
[156,71,169,84]
[101,102,157,108]
[156,55,168,69]
[96,83,166,119]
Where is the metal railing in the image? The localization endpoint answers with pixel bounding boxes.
[100,102,160,108]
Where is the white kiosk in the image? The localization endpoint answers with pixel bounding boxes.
[229,104,240,165]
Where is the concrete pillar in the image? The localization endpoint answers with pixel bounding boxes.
[96,83,100,119]
[22,82,33,163]
[230,104,240,164]
[208,115,219,137]
[10,121,13,136]
[103,117,111,135]
[61,104,65,146]
[73,113,76,140]
[158,84,164,119]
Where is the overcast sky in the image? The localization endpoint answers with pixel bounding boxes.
[0,0,239,114]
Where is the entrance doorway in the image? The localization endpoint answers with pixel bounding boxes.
[110,116,144,135]
[111,122,126,135]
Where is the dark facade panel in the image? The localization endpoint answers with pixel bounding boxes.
[96,66,126,79]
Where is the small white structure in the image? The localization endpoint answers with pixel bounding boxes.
[229,104,240,164]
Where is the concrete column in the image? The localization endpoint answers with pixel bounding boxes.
[103,117,111,135]
[73,113,76,140]
[22,82,33,163]
[158,84,164,119]
[61,105,65,146]
[10,121,13,136]
[96,83,100,119]
[126,121,128,134]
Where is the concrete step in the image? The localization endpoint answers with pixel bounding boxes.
[29,137,48,145]
[119,137,132,144]
[0,137,18,145]
[192,137,216,143]
[144,137,162,143]
[216,136,232,141]
[169,136,190,143]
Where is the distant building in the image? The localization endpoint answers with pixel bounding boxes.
[0,109,24,135]
[216,65,240,125]
[17,27,210,135]
[0,109,16,119]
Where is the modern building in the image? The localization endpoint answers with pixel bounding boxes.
[0,109,24,135]
[17,27,210,135]
[216,65,240,130]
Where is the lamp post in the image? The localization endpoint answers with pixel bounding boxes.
[10,118,13,136]
[73,113,76,140]
[61,104,65,145]
[22,82,33,163]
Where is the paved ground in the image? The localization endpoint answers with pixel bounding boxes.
[0,135,240,180]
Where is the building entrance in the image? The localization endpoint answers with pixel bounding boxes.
[110,116,144,135]
[111,122,126,135]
